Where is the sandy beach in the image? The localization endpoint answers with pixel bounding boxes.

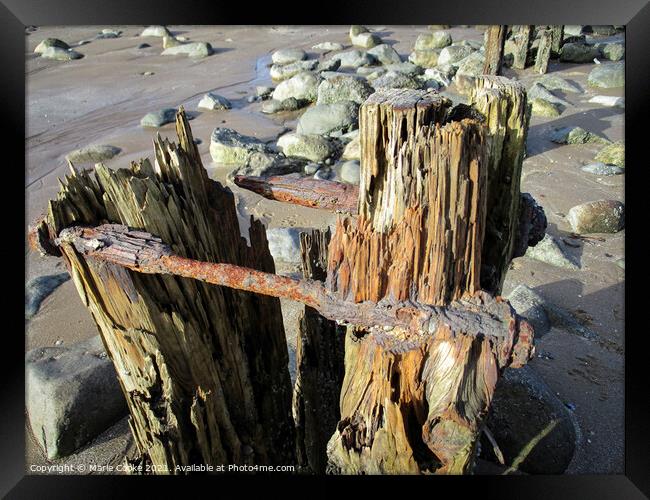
[25,25,624,474]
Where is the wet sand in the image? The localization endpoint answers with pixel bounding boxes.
[25,25,624,474]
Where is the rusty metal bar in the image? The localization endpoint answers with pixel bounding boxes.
[43,223,534,360]
[234,174,359,214]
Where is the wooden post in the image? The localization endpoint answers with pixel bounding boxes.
[534,28,553,74]
[292,229,346,473]
[549,25,564,57]
[324,88,534,474]
[483,25,507,75]
[511,25,534,69]
[470,76,531,294]
[38,110,296,472]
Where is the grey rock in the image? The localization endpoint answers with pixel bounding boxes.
[424,68,451,87]
[594,141,624,167]
[312,41,345,52]
[266,227,302,264]
[330,49,375,69]
[140,26,171,37]
[314,167,334,180]
[230,153,304,179]
[588,95,625,108]
[271,48,306,65]
[600,42,624,61]
[297,102,359,136]
[525,234,580,270]
[535,75,583,94]
[367,44,402,65]
[567,200,625,234]
[341,135,360,160]
[385,62,424,76]
[317,58,342,73]
[581,162,624,176]
[261,97,307,114]
[349,25,370,38]
[96,29,121,39]
[528,83,571,108]
[161,42,213,58]
[507,285,551,338]
[198,92,232,111]
[34,38,70,54]
[351,32,381,49]
[26,336,128,459]
[531,98,562,118]
[587,25,617,36]
[455,51,486,77]
[209,128,270,164]
[256,85,274,98]
[372,70,424,90]
[270,59,319,81]
[560,42,600,63]
[407,49,441,68]
[414,30,452,50]
[25,273,70,319]
[587,62,624,89]
[247,96,257,103]
[272,72,320,102]
[304,163,320,175]
[438,44,474,66]
[65,144,121,164]
[41,47,83,61]
[316,74,374,105]
[549,126,609,145]
[483,365,576,474]
[277,132,335,162]
[356,66,387,80]
[339,160,360,184]
[563,25,585,37]
[140,108,177,128]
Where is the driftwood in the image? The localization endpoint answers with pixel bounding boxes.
[292,229,345,473]
[31,110,296,472]
[233,174,358,213]
[483,25,507,75]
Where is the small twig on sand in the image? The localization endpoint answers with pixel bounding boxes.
[503,419,559,474]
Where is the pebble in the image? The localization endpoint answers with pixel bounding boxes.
[140,108,177,128]
[581,162,624,176]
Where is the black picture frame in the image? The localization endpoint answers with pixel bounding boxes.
[4,1,648,497]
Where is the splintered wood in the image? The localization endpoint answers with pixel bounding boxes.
[41,110,296,472]
[325,87,535,475]
[30,82,539,476]
[328,89,487,306]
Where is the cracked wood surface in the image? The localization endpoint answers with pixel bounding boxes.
[324,87,535,475]
[38,109,296,472]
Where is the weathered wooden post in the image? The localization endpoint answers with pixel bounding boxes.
[534,28,553,74]
[511,25,534,69]
[483,25,507,75]
[324,86,534,474]
[30,111,296,472]
[549,25,564,57]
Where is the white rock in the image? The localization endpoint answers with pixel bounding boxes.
[588,95,625,108]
